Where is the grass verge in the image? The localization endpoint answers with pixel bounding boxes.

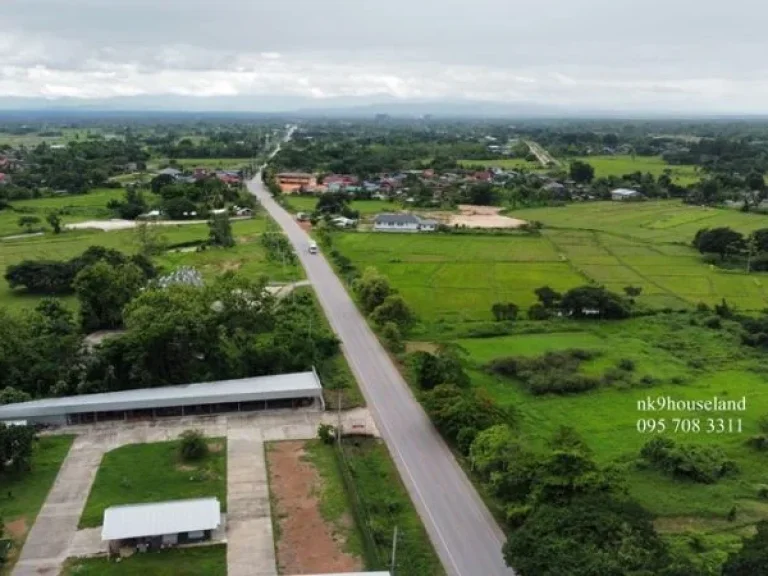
[0,435,74,574]
[339,437,444,576]
[303,440,364,560]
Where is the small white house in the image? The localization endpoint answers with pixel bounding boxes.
[373,213,436,233]
[611,188,642,201]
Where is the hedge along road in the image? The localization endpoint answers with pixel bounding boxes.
[248,141,514,576]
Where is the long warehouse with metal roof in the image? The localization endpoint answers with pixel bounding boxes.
[0,370,325,426]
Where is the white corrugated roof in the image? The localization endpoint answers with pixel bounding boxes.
[102,497,221,541]
[0,371,323,420]
[289,573,391,576]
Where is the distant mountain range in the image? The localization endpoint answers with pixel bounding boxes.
[0,95,761,120]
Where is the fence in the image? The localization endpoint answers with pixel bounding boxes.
[334,436,386,571]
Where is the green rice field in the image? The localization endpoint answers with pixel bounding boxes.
[569,155,701,185]
[458,158,541,170]
[333,217,768,321]
[513,199,768,243]
[0,188,125,237]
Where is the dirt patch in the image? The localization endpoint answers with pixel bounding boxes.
[5,517,27,539]
[207,441,224,453]
[405,341,440,354]
[267,441,362,574]
[437,204,527,229]
[298,220,313,232]
[217,260,242,272]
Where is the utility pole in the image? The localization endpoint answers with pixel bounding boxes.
[390,526,398,575]
[336,388,342,445]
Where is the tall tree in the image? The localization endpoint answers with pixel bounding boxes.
[73,261,146,331]
[208,213,235,247]
[569,160,595,184]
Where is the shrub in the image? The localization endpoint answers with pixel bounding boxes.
[491,302,519,322]
[527,303,550,321]
[639,436,736,484]
[179,430,209,462]
[703,315,722,329]
[317,423,337,445]
[486,349,601,396]
[758,413,768,433]
[617,358,636,371]
[380,321,404,352]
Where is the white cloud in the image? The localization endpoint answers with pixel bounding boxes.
[2,0,768,112]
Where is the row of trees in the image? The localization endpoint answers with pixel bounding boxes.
[492,284,633,323]
[353,267,415,350]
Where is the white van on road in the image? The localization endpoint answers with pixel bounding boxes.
[308,240,318,254]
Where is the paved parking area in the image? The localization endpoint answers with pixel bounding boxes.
[13,408,377,576]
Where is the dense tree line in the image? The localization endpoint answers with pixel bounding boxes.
[5,246,156,295]
[7,139,149,198]
[693,226,768,270]
[0,274,341,401]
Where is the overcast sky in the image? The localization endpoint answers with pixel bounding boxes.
[1,0,766,112]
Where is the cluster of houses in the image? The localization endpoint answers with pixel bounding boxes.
[157,166,243,187]
[278,169,642,204]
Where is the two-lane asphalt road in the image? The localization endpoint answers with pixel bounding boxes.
[248,146,514,576]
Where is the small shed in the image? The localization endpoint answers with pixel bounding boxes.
[102,497,221,554]
[611,188,642,201]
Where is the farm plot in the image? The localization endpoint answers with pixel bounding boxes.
[334,233,583,322]
[333,224,768,323]
[458,158,541,171]
[0,188,125,237]
[569,155,700,185]
[513,200,768,244]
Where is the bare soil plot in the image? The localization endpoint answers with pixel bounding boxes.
[428,204,527,228]
[267,441,362,575]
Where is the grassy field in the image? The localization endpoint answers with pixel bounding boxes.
[62,544,226,575]
[0,435,74,573]
[328,201,768,322]
[513,200,768,243]
[333,232,585,322]
[283,196,393,216]
[334,225,768,319]
[340,437,444,576]
[570,155,701,185]
[149,158,253,170]
[458,158,541,171]
[79,439,227,528]
[452,315,768,557]
[0,216,300,313]
[0,128,91,147]
[0,188,125,237]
